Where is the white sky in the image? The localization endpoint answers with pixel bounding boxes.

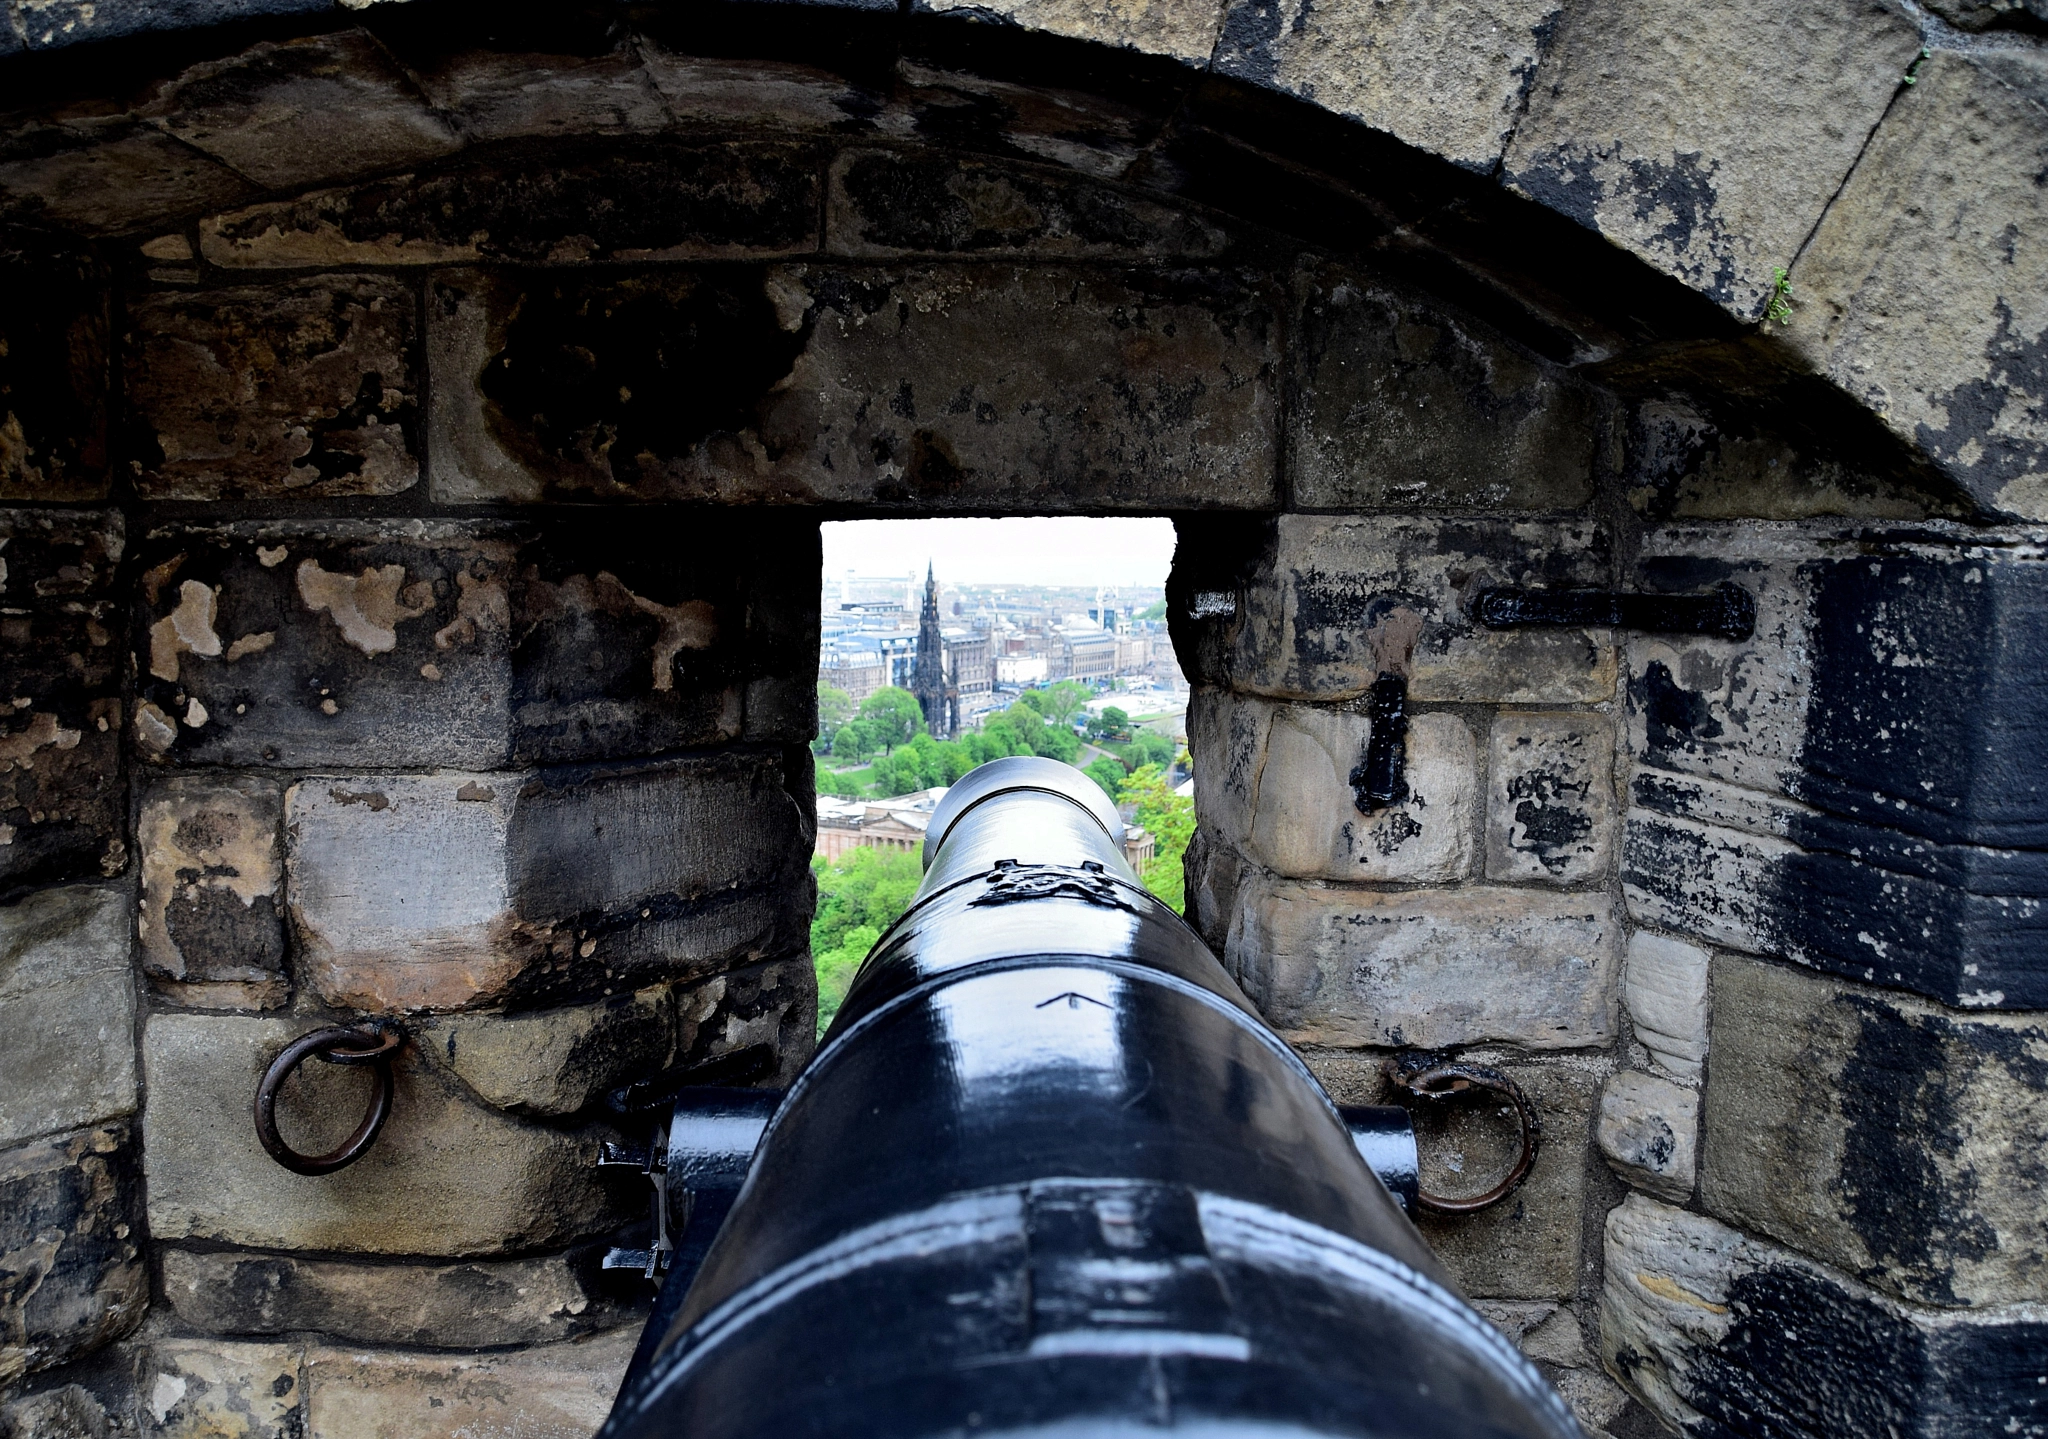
[821,517,1178,589]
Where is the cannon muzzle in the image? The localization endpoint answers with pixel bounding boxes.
[600,756,1581,1439]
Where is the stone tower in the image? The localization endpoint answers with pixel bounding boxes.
[912,562,951,739]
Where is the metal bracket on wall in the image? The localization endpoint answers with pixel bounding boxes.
[1349,672,1410,812]
[1475,582,1755,640]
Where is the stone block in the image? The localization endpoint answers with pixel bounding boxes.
[141,1339,301,1439]
[1784,47,2048,519]
[1288,267,1597,512]
[0,1123,145,1386]
[286,754,809,1013]
[672,955,818,1086]
[1621,930,1708,1080]
[1601,1193,2048,1437]
[131,525,514,769]
[875,62,1170,182]
[0,249,107,501]
[1597,1070,1695,1202]
[123,277,418,500]
[1193,514,1618,703]
[411,47,670,143]
[1229,877,1619,1049]
[423,987,675,1117]
[1700,953,2048,1308]
[142,1014,628,1256]
[1504,0,1922,320]
[1485,711,1616,885]
[161,1248,632,1348]
[138,776,285,1002]
[147,32,463,191]
[0,508,125,891]
[827,148,1229,259]
[303,1329,633,1439]
[1924,0,2048,27]
[1243,705,1476,883]
[426,264,1278,509]
[198,140,823,268]
[1181,825,1250,958]
[1,1383,114,1439]
[636,44,878,134]
[0,119,257,236]
[1306,1049,1602,1299]
[910,0,1230,66]
[1215,0,1564,172]
[0,887,135,1149]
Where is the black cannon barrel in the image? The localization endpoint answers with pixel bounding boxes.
[601,757,1581,1439]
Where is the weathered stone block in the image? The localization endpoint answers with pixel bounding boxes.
[427,264,1278,509]
[138,776,284,1004]
[1187,514,1617,703]
[0,887,135,1149]
[1,1383,114,1439]
[827,148,1229,259]
[1700,953,2048,1308]
[161,1248,632,1348]
[671,955,818,1086]
[304,1327,634,1439]
[0,508,125,891]
[1504,0,1922,319]
[1485,711,1616,885]
[1597,1070,1695,1203]
[123,277,418,500]
[412,47,670,143]
[876,62,1169,182]
[0,249,107,501]
[147,32,463,191]
[1215,0,1564,172]
[1243,705,1476,883]
[1307,1049,1602,1299]
[199,140,823,268]
[132,525,513,769]
[0,1123,145,1386]
[143,1014,628,1255]
[423,987,674,1117]
[1622,930,1709,1080]
[0,119,256,236]
[1229,877,1619,1049]
[1602,1193,2048,1437]
[910,0,1230,66]
[1288,267,1597,512]
[636,44,879,134]
[1785,47,2048,519]
[141,1338,301,1439]
[286,754,809,1012]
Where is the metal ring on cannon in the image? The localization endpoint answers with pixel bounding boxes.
[253,1024,402,1176]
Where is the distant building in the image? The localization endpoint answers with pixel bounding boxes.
[818,785,1154,869]
[912,564,954,737]
[1052,626,1118,682]
[996,655,1047,686]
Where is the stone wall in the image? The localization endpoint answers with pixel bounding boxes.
[1,4,2045,1437]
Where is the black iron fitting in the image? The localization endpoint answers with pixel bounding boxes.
[1350,672,1410,813]
[1476,581,1756,640]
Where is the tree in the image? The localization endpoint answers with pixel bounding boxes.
[1087,705,1132,742]
[810,846,923,1033]
[1084,755,1127,798]
[1118,762,1195,913]
[1040,680,1091,725]
[1138,599,1167,621]
[816,683,854,740]
[831,721,878,764]
[857,686,926,754]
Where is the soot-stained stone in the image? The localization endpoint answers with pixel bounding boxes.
[302,1328,639,1439]
[143,31,463,191]
[123,277,418,501]
[429,264,1279,509]
[1486,711,1616,885]
[0,248,108,501]
[0,508,125,894]
[827,148,1230,258]
[409,46,672,144]
[284,755,810,1013]
[131,523,515,770]
[1229,875,1620,1050]
[909,0,1229,66]
[510,512,821,762]
[199,139,825,268]
[1503,0,1922,320]
[1597,1069,1696,1202]
[138,1338,305,1439]
[0,118,258,237]
[0,1123,146,1386]
[1602,1193,2048,1437]
[0,887,135,1152]
[1214,0,1563,173]
[137,775,286,1003]
[874,61,1174,181]
[1700,953,2048,1309]
[672,954,817,1086]
[1290,266,1598,512]
[1181,514,1617,703]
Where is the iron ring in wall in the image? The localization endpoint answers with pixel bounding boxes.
[1382,1051,1540,1215]
[254,1024,403,1176]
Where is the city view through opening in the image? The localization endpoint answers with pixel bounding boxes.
[810,518,1193,1031]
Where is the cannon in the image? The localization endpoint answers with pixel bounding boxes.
[596,756,1582,1439]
